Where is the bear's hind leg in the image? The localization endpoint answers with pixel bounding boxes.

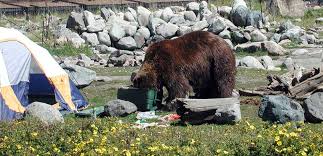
[165,76,192,102]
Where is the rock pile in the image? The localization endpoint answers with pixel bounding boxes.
[55,1,320,68]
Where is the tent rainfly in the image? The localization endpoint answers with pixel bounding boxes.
[0,27,88,121]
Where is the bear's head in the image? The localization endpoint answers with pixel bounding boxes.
[132,62,158,89]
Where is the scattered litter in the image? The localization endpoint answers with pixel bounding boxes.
[160,114,181,122]
[136,111,159,120]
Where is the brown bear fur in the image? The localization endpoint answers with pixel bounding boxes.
[132,31,236,102]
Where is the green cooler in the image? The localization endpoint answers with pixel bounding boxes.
[117,87,159,111]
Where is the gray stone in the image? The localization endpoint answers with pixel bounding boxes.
[104,99,137,117]
[224,39,234,50]
[116,36,137,50]
[191,20,209,31]
[124,24,138,36]
[265,0,305,17]
[230,5,249,27]
[281,27,305,41]
[101,8,115,20]
[109,54,134,66]
[156,23,178,38]
[66,12,86,31]
[109,23,126,41]
[137,26,150,40]
[316,17,323,24]
[223,18,238,31]
[243,32,251,41]
[278,20,295,32]
[169,15,185,25]
[148,17,166,35]
[305,34,316,44]
[146,35,165,45]
[259,95,305,123]
[186,2,200,12]
[128,7,137,20]
[25,102,64,125]
[177,26,192,36]
[208,18,226,34]
[258,55,277,70]
[250,29,267,42]
[170,6,185,13]
[282,57,294,71]
[184,11,197,21]
[262,41,287,56]
[81,32,99,46]
[78,53,94,67]
[98,31,111,46]
[246,11,263,28]
[87,18,105,33]
[270,33,282,43]
[95,45,113,54]
[304,92,323,123]
[161,7,174,22]
[199,1,212,20]
[219,29,231,39]
[292,49,308,56]
[61,63,96,87]
[134,32,146,48]
[217,6,232,18]
[232,31,248,44]
[137,6,151,27]
[124,11,136,22]
[235,42,263,53]
[239,56,265,69]
[83,11,96,27]
[152,10,163,18]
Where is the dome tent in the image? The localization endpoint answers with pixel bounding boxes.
[0,27,88,121]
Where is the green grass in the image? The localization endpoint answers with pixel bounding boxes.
[235,51,269,58]
[43,43,93,57]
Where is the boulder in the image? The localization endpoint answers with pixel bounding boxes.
[232,31,248,44]
[101,8,115,20]
[239,56,265,69]
[83,11,96,27]
[258,55,277,70]
[219,29,231,39]
[191,20,209,31]
[25,102,64,125]
[137,26,150,40]
[116,36,137,50]
[124,11,136,22]
[186,2,200,13]
[148,17,166,35]
[250,29,267,42]
[177,26,192,36]
[137,6,151,27]
[134,32,146,48]
[270,33,282,43]
[98,31,111,46]
[217,6,232,18]
[292,49,308,56]
[230,5,249,27]
[109,54,135,66]
[104,99,137,117]
[246,11,263,28]
[184,11,197,21]
[78,53,94,67]
[87,18,105,33]
[304,92,323,123]
[169,15,186,25]
[265,0,305,17]
[278,20,296,32]
[161,7,174,22]
[61,63,96,87]
[109,23,126,41]
[199,1,212,20]
[66,12,86,31]
[81,32,99,46]
[243,32,251,41]
[262,41,286,56]
[208,18,226,34]
[170,6,185,13]
[235,42,263,53]
[156,23,178,38]
[258,95,305,123]
[127,7,138,21]
[95,45,114,54]
[281,27,304,42]
[124,24,138,36]
[224,39,234,50]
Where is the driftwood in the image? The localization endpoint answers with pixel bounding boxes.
[239,68,323,98]
[176,98,241,125]
[289,73,323,99]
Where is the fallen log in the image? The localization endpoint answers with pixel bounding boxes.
[239,89,283,96]
[176,98,241,125]
[289,73,323,99]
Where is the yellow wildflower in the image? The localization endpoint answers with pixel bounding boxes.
[124,150,131,156]
[275,136,280,142]
[277,141,282,146]
[290,132,298,137]
[31,132,38,137]
[300,151,307,156]
[223,151,229,154]
[249,125,255,130]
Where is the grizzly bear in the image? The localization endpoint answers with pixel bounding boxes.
[132,31,236,102]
